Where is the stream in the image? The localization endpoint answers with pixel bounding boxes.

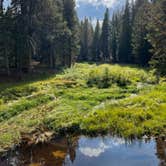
[0,135,166,166]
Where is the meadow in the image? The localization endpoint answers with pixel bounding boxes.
[0,63,165,153]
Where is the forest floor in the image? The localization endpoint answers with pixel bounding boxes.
[0,63,166,153]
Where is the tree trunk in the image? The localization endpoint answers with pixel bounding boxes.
[5,47,10,76]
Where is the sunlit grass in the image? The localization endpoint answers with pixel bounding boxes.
[0,63,165,153]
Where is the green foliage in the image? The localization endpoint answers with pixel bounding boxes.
[87,64,157,88]
[131,1,152,66]
[0,63,165,153]
[118,0,132,63]
[78,0,165,75]
[87,67,130,88]
[111,13,122,62]
[0,0,80,74]
[63,0,80,67]
[100,8,111,61]
[91,20,101,61]
[0,94,54,122]
[147,0,166,75]
[79,18,94,61]
[81,82,166,137]
[0,85,38,102]
[0,99,3,105]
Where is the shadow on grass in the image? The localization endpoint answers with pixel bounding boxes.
[0,67,65,91]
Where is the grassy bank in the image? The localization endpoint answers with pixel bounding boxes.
[0,63,165,152]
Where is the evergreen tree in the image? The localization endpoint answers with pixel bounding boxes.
[100,8,111,62]
[118,0,132,63]
[11,0,37,73]
[79,18,89,61]
[111,13,122,62]
[0,8,14,75]
[131,0,152,66]
[111,14,117,62]
[63,0,80,67]
[147,0,166,75]
[40,0,67,69]
[79,18,93,61]
[0,0,80,75]
[91,20,101,61]
[0,0,165,77]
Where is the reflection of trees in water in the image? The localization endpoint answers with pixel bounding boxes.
[67,136,78,163]
[11,136,79,166]
[156,138,166,166]
[1,136,166,166]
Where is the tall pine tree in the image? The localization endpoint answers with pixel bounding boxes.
[79,18,93,61]
[147,0,166,75]
[0,8,14,75]
[118,0,132,63]
[111,13,122,62]
[131,0,152,66]
[100,8,111,62]
[63,0,80,67]
[91,20,101,61]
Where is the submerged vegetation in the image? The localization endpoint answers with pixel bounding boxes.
[0,63,165,153]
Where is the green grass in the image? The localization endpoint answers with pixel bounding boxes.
[0,63,165,153]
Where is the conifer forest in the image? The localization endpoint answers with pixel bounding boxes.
[0,0,166,166]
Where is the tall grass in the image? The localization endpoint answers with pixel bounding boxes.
[87,64,157,88]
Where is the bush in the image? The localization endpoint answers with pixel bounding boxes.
[87,67,131,88]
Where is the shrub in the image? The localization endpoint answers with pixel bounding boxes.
[87,67,131,88]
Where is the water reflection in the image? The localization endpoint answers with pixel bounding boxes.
[156,137,166,166]
[0,135,166,166]
[79,136,125,157]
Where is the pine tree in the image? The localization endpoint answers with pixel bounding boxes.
[0,5,15,75]
[79,18,93,61]
[31,0,67,69]
[0,0,81,75]
[118,0,132,63]
[111,14,117,62]
[92,20,101,61]
[147,0,166,75]
[131,0,152,66]
[79,18,89,61]
[100,8,111,62]
[111,13,122,62]
[63,0,80,67]
[11,0,37,73]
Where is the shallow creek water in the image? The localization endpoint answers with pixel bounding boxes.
[0,135,166,166]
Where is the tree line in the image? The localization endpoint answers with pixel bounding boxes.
[0,0,165,76]
[0,0,79,76]
[79,0,166,75]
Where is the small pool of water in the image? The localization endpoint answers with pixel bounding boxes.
[0,135,166,166]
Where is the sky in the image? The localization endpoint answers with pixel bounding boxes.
[3,0,125,21]
[76,0,125,20]
[76,0,120,8]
